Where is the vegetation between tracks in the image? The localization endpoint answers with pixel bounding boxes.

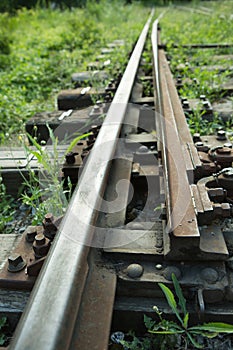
[0,1,150,145]
[119,274,233,350]
[160,1,233,135]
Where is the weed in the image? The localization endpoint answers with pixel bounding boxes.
[120,274,233,350]
[21,126,89,225]
[0,3,149,145]
[0,175,16,233]
[0,317,7,346]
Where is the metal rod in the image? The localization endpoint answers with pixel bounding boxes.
[9,9,154,350]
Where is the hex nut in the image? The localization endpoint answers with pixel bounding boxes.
[26,227,38,243]
[43,213,57,240]
[44,213,54,223]
[66,152,76,165]
[223,168,233,178]
[34,234,46,246]
[33,234,51,259]
[217,130,226,141]
[8,254,26,273]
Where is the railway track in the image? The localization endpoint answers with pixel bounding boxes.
[0,7,233,350]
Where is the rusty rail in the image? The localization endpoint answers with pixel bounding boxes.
[9,9,155,350]
[152,20,200,258]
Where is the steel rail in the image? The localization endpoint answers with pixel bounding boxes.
[151,21,200,246]
[151,18,170,227]
[9,9,154,350]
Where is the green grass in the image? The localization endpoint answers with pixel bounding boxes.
[0,1,150,145]
[160,1,233,134]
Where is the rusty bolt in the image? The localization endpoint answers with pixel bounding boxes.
[201,268,218,284]
[26,227,38,243]
[34,234,46,246]
[90,125,99,136]
[87,132,95,145]
[217,130,226,141]
[33,234,50,259]
[43,214,57,240]
[44,213,54,223]
[181,97,188,103]
[182,100,190,108]
[163,266,181,281]
[138,145,149,153]
[224,142,232,149]
[65,152,76,165]
[202,163,217,172]
[193,133,201,143]
[202,100,210,109]
[216,147,231,155]
[43,213,57,240]
[8,254,26,273]
[223,168,233,178]
[88,132,95,141]
[126,264,143,278]
[93,105,100,112]
[96,100,103,106]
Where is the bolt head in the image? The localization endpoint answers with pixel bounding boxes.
[44,213,54,223]
[216,147,231,155]
[201,268,218,284]
[163,266,181,281]
[138,145,149,153]
[26,227,38,243]
[8,254,26,272]
[223,168,233,178]
[182,100,190,108]
[66,152,76,165]
[193,133,201,143]
[93,105,100,112]
[217,130,226,140]
[126,263,144,278]
[195,141,204,147]
[200,94,206,100]
[35,234,46,246]
[224,142,232,149]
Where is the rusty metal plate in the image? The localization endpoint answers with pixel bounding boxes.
[0,227,44,290]
[25,107,93,143]
[69,265,116,350]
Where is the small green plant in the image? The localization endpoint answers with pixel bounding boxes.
[21,126,89,225]
[120,274,233,350]
[149,274,233,349]
[0,175,16,234]
[0,317,7,346]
